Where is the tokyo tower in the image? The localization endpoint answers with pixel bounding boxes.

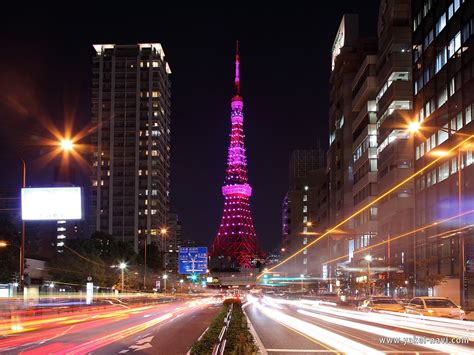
[210,43,263,269]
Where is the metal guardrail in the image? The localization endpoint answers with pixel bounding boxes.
[213,303,233,355]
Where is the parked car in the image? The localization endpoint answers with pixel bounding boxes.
[358,296,405,313]
[404,297,465,319]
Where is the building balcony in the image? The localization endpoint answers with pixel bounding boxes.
[377,50,411,84]
[352,77,378,112]
[377,81,412,118]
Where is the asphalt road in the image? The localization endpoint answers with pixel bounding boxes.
[244,296,474,354]
[0,298,221,354]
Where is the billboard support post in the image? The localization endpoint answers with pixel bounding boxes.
[20,159,26,292]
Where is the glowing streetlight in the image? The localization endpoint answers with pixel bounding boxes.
[160,228,168,235]
[119,263,126,293]
[300,274,305,292]
[179,279,184,293]
[163,274,168,292]
[407,121,420,133]
[0,241,8,247]
[281,248,286,252]
[60,139,74,152]
[306,221,313,227]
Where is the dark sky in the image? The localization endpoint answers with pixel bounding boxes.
[0,2,379,252]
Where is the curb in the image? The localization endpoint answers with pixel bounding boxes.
[243,305,267,355]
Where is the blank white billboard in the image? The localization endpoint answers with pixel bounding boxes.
[21,187,82,221]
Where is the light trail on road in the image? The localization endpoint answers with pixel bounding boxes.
[0,297,219,354]
[246,295,474,354]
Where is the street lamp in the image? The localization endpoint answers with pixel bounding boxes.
[364,255,373,296]
[163,274,168,293]
[119,262,126,293]
[160,228,168,269]
[300,274,305,292]
[407,121,421,133]
[59,139,74,152]
[179,279,184,293]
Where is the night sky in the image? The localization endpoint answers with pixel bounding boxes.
[0,2,379,252]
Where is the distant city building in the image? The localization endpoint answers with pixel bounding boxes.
[282,148,328,277]
[289,149,326,184]
[90,43,172,254]
[164,212,182,274]
[412,0,474,307]
[53,165,84,253]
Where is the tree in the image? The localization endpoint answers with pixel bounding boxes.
[48,233,142,288]
[0,214,20,283]
[415,257,445,290]
[48,239,107,286]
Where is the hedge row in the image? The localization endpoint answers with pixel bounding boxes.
[190,304,228,355]
[190,299,258,355]
[224,300,258,355]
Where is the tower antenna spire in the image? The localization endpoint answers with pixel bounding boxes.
[235,40,240,95]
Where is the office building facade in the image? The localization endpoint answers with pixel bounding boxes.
[328,14,377,287]
[412,0,474,306]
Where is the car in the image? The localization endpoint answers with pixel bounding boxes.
[404,297,465,319]
[358,296,405,313]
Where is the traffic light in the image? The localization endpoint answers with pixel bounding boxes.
[190,274,198,282]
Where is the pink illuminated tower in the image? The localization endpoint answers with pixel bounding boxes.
[210,43,263,269]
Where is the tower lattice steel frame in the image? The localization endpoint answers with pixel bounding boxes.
[210,43,263,268]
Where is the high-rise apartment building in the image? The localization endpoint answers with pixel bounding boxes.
[91,44,171,253]
[412,0,474,306]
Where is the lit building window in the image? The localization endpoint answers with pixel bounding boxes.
[303,206,307,213]
[303,216,307,223]
[303,237,308,245]
[303,195,307,202]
